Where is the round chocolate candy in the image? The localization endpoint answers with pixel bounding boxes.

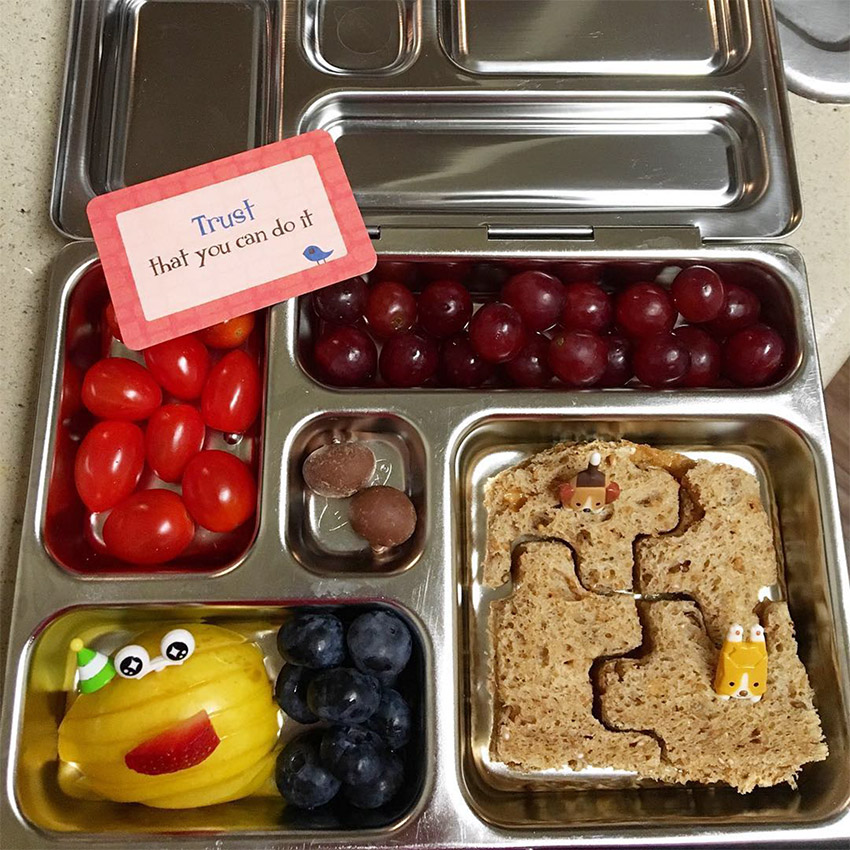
[302,442,376,499]
[349,486,417,550]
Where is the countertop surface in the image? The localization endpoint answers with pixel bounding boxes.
[1,1,849,633]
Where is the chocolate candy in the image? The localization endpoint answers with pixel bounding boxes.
[302,442,376,498]
[349,486,417,549]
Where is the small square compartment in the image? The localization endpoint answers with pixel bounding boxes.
[286,413,427,574]
[12,601,430,836]
[453,414,849,830]
[302,0,420,76]
[42,262,265,575]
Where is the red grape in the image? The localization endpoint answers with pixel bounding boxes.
[418,280,473,338]
[562,282,613,334]
[615,282,676,338]
[633,333,690,387]
[548,331,607,387]
[469,263,509,290]
[599,333,633,388]
[501,271,565,331]
[371,261,418,287]
[312,277,368,325]
[705,284,760,337]
[314,326,377,386]
[439,333,494,388]
[674,326,722,387]
[379,332,438,387]
[673,325,722,387]
[504,259,552,274]
[671,266,726,323]
[420,261,471,283]
[365,281,417,337]
[504,333,553,388]
[468,303,526,364]
[549,261,602,284]
[723,324,785,387]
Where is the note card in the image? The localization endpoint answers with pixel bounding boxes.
[88,131,376,350]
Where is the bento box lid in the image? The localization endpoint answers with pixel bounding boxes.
[52,0,799,243]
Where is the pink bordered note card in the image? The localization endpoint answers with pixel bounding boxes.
[87,131,376,350]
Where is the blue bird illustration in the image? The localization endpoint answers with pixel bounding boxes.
[303,245,334,264]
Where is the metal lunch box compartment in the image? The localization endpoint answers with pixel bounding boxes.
[285,412,428,575]
[3,0,850,847]
[456,413,848,829]
[11,601,431,836]
[295,253,803,390]
[41,250,266,576]
[53,0,279,238]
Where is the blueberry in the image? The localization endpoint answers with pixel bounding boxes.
[366,688,411,749]
[277,612,345,669]
[307,667,381,724]
[275,733,340,809]
[346,611,412,684]
[343,751,404,809]
[320,726,386,785]
[275,663,318,724]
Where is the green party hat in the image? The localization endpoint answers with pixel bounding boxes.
[70,638,116,694]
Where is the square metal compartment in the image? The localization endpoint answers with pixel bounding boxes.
[454,414,849,830]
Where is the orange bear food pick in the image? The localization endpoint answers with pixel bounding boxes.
[559,451,621,513]
[58,624,279,808]
[714,623,768,702]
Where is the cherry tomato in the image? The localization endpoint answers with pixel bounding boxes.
[103,489,195,565]
[198,314,255,349]
[143,334,210,400]
[104,301,123,342]
[145,404,206,482]
[74,420,145,512]
[46,429,78,519]
[181,450,257,532]
[59,359,83,423]
[82,358,162,420]
[201,350,261,433]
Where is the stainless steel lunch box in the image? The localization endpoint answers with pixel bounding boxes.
[2,1,848,847]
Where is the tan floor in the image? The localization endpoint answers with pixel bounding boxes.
[826,358,850,556]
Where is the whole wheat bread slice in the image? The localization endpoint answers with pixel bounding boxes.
[490,541,665,774]
[483,440,687,592]
[636,461,780,644]
[597,600,827,792]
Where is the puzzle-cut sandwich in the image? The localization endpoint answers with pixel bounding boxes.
[483,440,686,592]
[598,600,827,792]
[490,541,666,774]
[636,460,779,644]
[484,440,827,793]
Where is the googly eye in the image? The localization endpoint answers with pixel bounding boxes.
[115,644,151,679]
[161,629,195,663]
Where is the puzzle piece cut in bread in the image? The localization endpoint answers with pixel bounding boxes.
[483,440,685,592]
[490,541,665,774]
[635,461,780,645]
[597,600,827,793]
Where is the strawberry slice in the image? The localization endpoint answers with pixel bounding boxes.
[124,710,220,775]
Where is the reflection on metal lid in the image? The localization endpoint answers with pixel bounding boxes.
[442,0,751,76]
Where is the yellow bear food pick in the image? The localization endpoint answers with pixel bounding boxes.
[713,623,768,702]
[58,624,279,808]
